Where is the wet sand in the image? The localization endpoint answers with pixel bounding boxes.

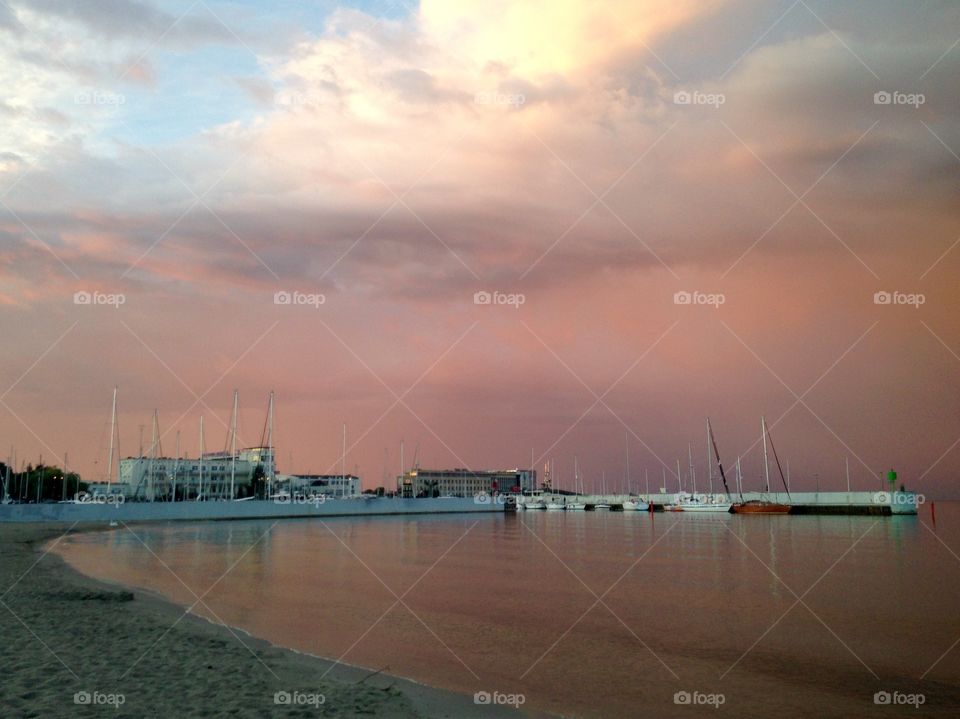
[0,524,523,718]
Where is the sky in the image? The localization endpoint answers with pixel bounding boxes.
[0,0,958,497]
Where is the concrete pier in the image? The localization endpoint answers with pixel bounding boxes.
[0,496,505,523]
[519,490,920,515]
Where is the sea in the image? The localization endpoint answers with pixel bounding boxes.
[56,503,960,717]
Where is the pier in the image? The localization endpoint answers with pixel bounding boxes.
[517,490,920,515]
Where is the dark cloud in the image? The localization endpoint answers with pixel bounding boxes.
[20,0,236,47]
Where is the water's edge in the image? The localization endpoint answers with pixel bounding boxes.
[44,522,531,719]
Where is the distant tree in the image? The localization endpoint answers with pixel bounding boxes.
[250,464,266,500]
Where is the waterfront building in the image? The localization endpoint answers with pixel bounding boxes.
[119,447,276,500]
[286,474,361,497]
[397,468,536,498]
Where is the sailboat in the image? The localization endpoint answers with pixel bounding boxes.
[593,470,611,509]
[525,460,549,510]
[678,420,732,512]
[620,435,648,510]
[663,459,686,511]
[567,457,586,510]
[731,416,791,514]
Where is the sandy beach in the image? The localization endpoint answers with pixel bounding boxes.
[0,524,524,718]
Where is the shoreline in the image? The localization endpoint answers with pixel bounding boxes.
[1,523,527,718]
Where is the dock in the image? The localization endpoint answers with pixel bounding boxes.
[0,496,507,523]
[518,490,920,515]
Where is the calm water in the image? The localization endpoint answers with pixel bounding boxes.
[58,505,960,717]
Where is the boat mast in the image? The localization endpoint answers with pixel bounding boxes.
[676,458,682,494]
[761,416,770,494]
[624,431,630,495]
[706,418,713,496]
[107,386,117,488]
[229,390,238,500]
[688,443,696,495]
[736,455,743,500]
[173,430,180,502]
[707,417,733,500]
[645,468,650,497]
[266,390,275,498]
[149,409,159,501]
[198,416,204,501]
[341,422,347,498]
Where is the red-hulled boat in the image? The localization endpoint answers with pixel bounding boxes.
[730,499,790,514]
[730,416,792,515]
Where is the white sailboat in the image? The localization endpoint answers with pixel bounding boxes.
[567,456,586,510]
[594,471,611,509]
[620,435,648,510]
[663,459,685,511]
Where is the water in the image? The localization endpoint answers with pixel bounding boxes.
[57,505,960,717]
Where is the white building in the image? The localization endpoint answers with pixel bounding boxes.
[284,474,361,498]
[119,447,276,500]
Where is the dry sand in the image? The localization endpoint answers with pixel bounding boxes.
[0,524,523,718]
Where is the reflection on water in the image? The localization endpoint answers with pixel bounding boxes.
[58,505,960,717]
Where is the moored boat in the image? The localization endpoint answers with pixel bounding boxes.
[678,495,732,512]
[621,499,649,511]
[730,499,790,514]
[730,417,793,515]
